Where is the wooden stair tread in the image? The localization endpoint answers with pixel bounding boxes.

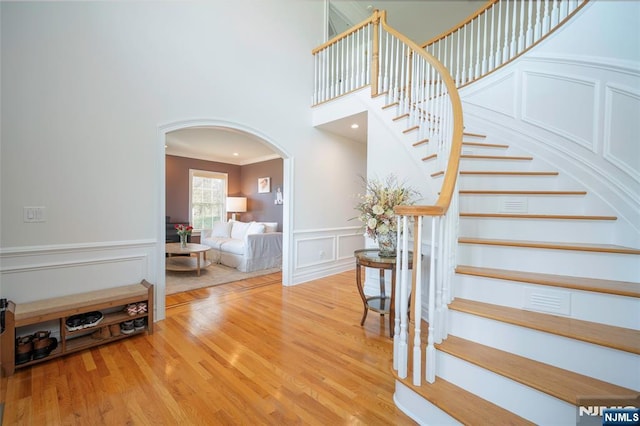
[403,125,419,133]
[460,213,617,220]
[460,190,587,195]
[394,370,534,425]
[458,237,640,254]
[462,141,508,148]
[437,335,639,405]
[460,171,559,175]
[463,132,486,138]
[412,138,429,147]
[393,113,409,121]
[455,265,640,298]
[449,298,640,354]
[461,155,533,160]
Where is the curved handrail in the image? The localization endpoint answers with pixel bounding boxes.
[381,14,464,218]
[420,0,590,87]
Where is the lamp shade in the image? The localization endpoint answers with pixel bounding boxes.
[226,197,247,213]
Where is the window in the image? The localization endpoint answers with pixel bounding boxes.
[189,169,227,231]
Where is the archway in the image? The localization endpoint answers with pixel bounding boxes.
[156,119,292,320]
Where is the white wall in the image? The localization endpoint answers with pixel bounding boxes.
[0,1,367,316]
[460,0,640,246]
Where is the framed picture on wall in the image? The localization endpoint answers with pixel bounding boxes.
[258,177,271,193]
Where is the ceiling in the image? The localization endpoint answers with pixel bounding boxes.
[165,113,368,165]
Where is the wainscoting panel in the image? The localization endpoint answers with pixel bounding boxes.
[0,240,157,304]
[522,71,598,151]
[292,226,363,285]
[604,83,640,183]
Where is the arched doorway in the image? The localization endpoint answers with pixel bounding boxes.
[156,119,292,320]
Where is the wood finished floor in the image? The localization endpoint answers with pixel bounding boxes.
[3,270,416,425]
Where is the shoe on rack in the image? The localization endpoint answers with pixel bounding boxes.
[109,323,121,337]
[133,318,145,331]
[15,335,33,365]
[32,331,58,360]
[136,302,147,314]
[65,314,85,331]
[125,304,138,316]
[120,320,135,335]
[91,327,111,340]
[82,311,104,328]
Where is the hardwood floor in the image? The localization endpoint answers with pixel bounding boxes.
[3,270,416,425]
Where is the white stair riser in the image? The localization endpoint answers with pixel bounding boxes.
[457,244,640,282]
[458,175,572,190]
[454,274,640,329]
[448,310,640,390]
[394,381,462,426]
[459,195,592,214]
[459,218,618,244]
[459,158,537,172]
[436,350,576,424]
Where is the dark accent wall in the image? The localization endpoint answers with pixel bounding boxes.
[165,155,283,230]
[165,155,241,224]
[241,159,283,230]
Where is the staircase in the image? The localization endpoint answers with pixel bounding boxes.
[386,123,640,424]
[311,1,639,423]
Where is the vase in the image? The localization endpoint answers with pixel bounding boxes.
[179,234,187,248]
[376,232,397,257]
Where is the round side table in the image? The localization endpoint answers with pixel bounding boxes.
[354,249,413,338]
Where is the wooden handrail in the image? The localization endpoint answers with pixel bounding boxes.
[312,11,379,55]
[421,0,497,48]
[381,17,464,218]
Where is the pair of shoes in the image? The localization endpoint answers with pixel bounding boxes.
[124,302,147,317]
[15,335,33,365]
[120,320,135,335]
[90,323,124,340]
[15,331,58,364]
[134,318,146,331]
[90,326,111,340]
[65,311,104,331]
[32,331,58,360]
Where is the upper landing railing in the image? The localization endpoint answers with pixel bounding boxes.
[423,0,589,88]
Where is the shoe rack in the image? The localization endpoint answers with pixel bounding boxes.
[0,280,154,377]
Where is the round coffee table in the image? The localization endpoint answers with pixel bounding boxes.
[165,243,212,276]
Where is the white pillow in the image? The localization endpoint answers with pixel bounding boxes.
[210,221,232,238]
[260,222,278,233]
[230,221,252,239]
[247,222,266,235]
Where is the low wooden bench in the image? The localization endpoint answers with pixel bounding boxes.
[1,280,154,376]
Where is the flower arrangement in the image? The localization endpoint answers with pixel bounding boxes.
[353,174,419,242]
[175,224,193,247]
[174,224,193,237]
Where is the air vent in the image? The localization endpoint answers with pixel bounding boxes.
[523,287,571,316]
[500,197,528,213]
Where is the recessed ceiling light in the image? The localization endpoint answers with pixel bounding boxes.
[233,152,239,156]
[351,123,359,129]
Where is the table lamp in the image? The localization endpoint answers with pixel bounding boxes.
[226,197,247,221]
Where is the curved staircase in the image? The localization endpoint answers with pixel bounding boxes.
[391,128,640,424]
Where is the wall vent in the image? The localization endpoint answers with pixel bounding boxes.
[523,287,571,316]
[500,197,528,213]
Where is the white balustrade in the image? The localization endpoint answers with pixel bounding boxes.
[311,0,586,388]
